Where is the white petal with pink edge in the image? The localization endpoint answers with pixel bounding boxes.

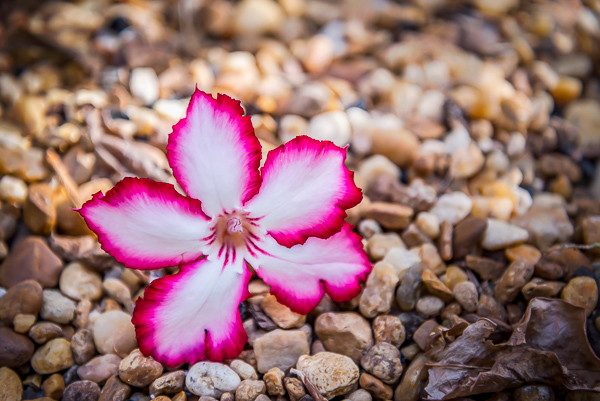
[247,224,371,315]
[245,136,362,248]
[167,89,262,217]
[79,177,210,269]
[132,255,251,366]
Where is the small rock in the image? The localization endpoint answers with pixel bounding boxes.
[415,212,440,239]
[465,255,506,281]
[521,278,565,301]
[429,192,472,225]
[372,315,405,347]
[235,380,266,401]
[13,313,36,333]
[0,327,34,368]
[494,260,534,304]
[582,216,600,246]
[233,0,285,36]
[477,295,507,321]
[450,143,485,179]
[514,197,573,249]
[59,262,103,301]
[363,202,414,230]
[415,296,445,317]
[297,352,359,399]
[0,279,43,324]
[440,266,468,290]
[40,289,76,324]
[29,321,63,344]
[186,362,241,397]
[0,237,63,288]
[118,349,163,387]
[23,183,56,235]
[71,329,96,364]
[382,248,420,278]
[359,262,399,318]
[284,377,306,401]
[77,354,121,383]
[348,389,372,401]
[369,127,420,168]
[230,359,258,380]
[254,329,309,373]
[150,370,186,397]
[561,276,598,316]
[505,245,542,265]
[263,367,285,397]
[421,269,453,302]
[261,294,306,329]
[62,380,100,401]
[98,375,131,401]
[482,218,529,250]
[360,343,402,384]
[42,373,65,400]
[308,111,351,147]
[130,68,159,105]
[315,312,373,362]
[393,355,427,401]
[513,384,555,401]
[452,216,487,259]
[359,373,392,400]
[93,311,137,355]
[452,281,478,312]
[0,367,23,401]
[0,175,27,203]
[396,264,423,311]
[31,338,74,374]
[102,278,132,308]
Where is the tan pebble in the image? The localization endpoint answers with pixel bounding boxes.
[315,312,373,363]
[440,266,467,291]
[283,377,305,401]
[359,373,392,400]
[494,260,534,304]
[13,313,36,333]
[561,276,598,316]
[31,338,74,374]
[263,367,285,397]
[23,183,56,235]
[372,315,405,347]
[551,76,582,104]
[42,373,65,400]
[118,349,163,387]
[394,355,427,401]
[366,233,405,261]
[261,294,305,329]
[421,269,452,302]
[0,367,23,401]
[505,245,541,265]
[298,352,359,399]
[452,282,478,312]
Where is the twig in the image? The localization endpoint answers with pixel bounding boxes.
[46,149,84,207]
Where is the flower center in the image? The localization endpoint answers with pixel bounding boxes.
[205,211,261,265]
[226,216,243,234]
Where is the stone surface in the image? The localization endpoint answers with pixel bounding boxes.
[261,294,306,329]
[230,359,258,380]
[71,329,96,364]
[98,375,131,401]
[0,367,23,401]
[0,279,43,325]
[93,311,137,355]
[521,278,565,301]
[0,237,63,288]
[42,373,65,400]
[482,219,529,250]
[150,370,186,397]
[235,380,266,401]
[31,338,74,374]
[284,377,306,401]
[62,380,101,401]
[186,362,241,397]
[359,262,399,318]
[59,262,103,301]
[396,264,423,311]
[415,295,445,317]
[513,384,555,401]
[360,343,403,384]
[561,276,598,316]
[28,321,63,344]
[494,260,534,304]
[254,329,309,373]
[40,289,76,324]
[452,281,478,312]
[0,326,35,368]
[394,355,427,401]
[359,373,393,400]
[263,367,285,397]
[13,313,36,333]
[118,349,163,387]
[372,315,405,347]
[364,202,413,230]
[315,312,373,362]
[297,352,359,399]
[421,269,453,302]
[452,216,487,259]
[348,389,373,401]
[77,354,121,383]
[429,192,472,225]
[514,197,573,249]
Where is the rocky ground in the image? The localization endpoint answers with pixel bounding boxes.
[1,0,600,400]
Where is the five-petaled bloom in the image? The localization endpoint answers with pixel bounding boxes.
[79,89,371,366]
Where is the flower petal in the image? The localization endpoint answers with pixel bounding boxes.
[132,256,251,366]
[167,89,262,217]
[248,224,370,315]
[245,136,362,247]
[79,177,210,269]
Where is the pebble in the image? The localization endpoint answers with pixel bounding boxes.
[71,329,96,364]
[452,281,478,312]
[415,295,445,317]
[40,289,76,324]
[233,0,285,36]
[93,311,137,355]
[364,202,414,230]
[23,183,56,235]
[513,384,555,401]
[359,262,399,318]
[77,354,121,383]
[372,315,405,347]
[382,248,421,278]
[308,111,351,147]
[254,329,309,373]
[415,212,440,239]
[59,262,103,301]
[261,294,306,329]
[582,216,600,246]
[514,198,573,249]
[0,367,23,401]
[185,362,241,397]
[13,313,36,333]
[297,352,359,399]
[62,380,101,401]
[0,175,27,203]
[360,343,403,384]
[150,370,186,397]
[452,216,487,259]
[366,234,405,261]
[0,279,43,325]
[263,367,285,397]
[235,380,266,401]
[315,312,373,362]
[42,373,65,400]
[28,321,63,344]
[348,389,372,401]
[450,143,485,178]
[429,192,472,225]
[421,269,453,302]
[98,375,131,401]
[230,359,258,380]
[465,255,506,281]
[477,295,508,322]
[440,266,468,290]
[359,373,393,400]
[118,349,163,387]
[283,377,306,401]
[394,355,427,401]
[31,338,74,374]
[521,278,565,301]
[0,237,63,288]
[505,245,542,265]
[494,260,534,304]
[102,278,133,308]
[370,127,420,168]
[396,264,423,311]
[481,218,529,250]
[561,276,598,316]
[130,68,159,105]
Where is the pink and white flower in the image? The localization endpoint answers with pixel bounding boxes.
[79,89,370,366]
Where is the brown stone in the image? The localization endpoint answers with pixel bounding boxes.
[521,278,565,301]
[477,295,507,322]
[394,355,427,401]
[452,216,487,259]
[98,375,131,401]
[396,264,423,311]
[261,294,305,329]
[283,377,305,401]
[150,370,186,397]
[297,352,359,399]
[505,245,542,265]
[62,380,101,401]
[23,183,56,235]
[31,338,74,374]
[494,260,534,304]
[359,373,392,400]
[77,354,121,383]
[372,315,405,347]
[118,348,164,387]
[465,255,505,281]
[315,312,373,362]
[360,343,402,384]
[71,329,96,365]
[0,237,63,288]
[29,321,63,344]
[263,367,285,397]
[438,220,453,261]
[364,202,413,230]
[0,326,35,368]
[0,279,43,324]
[235,380,266,401]
[561,276,598,316]
[421,269,453,302]
[42,373,65,400]
[13,313,36,333]
[582,215,600,246]
[412,319,438,350]
[0,367,23,401]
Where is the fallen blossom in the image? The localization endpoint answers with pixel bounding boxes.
[79,89,370,366]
